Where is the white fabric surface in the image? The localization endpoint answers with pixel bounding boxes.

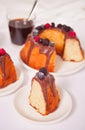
[0,0,85,130]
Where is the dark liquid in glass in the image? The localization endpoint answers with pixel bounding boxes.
[9,18,33,45]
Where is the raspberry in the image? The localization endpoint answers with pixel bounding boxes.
[0,48,6,56]
[34,36,40,42]
[68,31,76,38]
[44,23,51,29]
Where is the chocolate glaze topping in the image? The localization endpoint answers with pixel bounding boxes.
[0,53,7,78]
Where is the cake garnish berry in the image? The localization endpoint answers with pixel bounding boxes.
[57,24,73,32]
[35,25,44,31]
[39,67,48,76]
[38,38,43,43]
[33,29,39,37]
[57,24,62,29]
[34,35,54,47]
[68,31,76,38]
[37,72,45,80]
[51,22,55,27]
[44,23,51,29]
[34,36,40,42]
[37,68,48,80]
[43,38,49,46]
[0,48,6,56]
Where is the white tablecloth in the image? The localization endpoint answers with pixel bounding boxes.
[0,0,85,130]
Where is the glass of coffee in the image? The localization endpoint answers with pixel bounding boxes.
[7,9,35,45]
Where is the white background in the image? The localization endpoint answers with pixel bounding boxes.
[0,0,85,130]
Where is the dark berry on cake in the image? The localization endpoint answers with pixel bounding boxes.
[43,38,49,46]
[33,29,39,37]
[62,25,73,32]
[39,67,48,76]
[37,72,45,79]
[57,24,62,29]
[38,38,43,43]
[51,22,55,27]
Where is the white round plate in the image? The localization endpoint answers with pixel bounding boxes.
[14,86,72,124]
[0,66,24,96]
[19,54,85,76]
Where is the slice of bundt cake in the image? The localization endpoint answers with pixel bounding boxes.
[63,31,84,61]
[29,68,60,115]
[0,48,17,88]
[20,35,57,72]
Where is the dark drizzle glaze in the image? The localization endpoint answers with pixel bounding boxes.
[0,53,7,78]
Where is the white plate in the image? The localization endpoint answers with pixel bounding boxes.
[19,54,85,76]
[0,66,24,96]
[14,86,72,124]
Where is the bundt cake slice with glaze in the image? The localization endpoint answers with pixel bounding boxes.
[0,48,17,88]
[35,23,84,61]
[63,33,84,61]
[20,35,57,72]
[29,68,60,115]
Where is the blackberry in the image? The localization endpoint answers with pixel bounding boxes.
[35,26,42,31]
[37,72,45,80]
[51,22,55,27]
[39,67,48,76]
[33,29,38,37]
[62,25,73,32]
[38,38,43,43]
[57,24,62,29]
[43,38,49,46]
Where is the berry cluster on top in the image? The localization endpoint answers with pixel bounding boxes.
[33,22,77,41]
[34,36,54,47]
[57,24,76,38]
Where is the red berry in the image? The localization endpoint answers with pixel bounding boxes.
[44,23,51,29]
[68,31,76,38]
[34,36,40,42]
[0,48,6,56]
